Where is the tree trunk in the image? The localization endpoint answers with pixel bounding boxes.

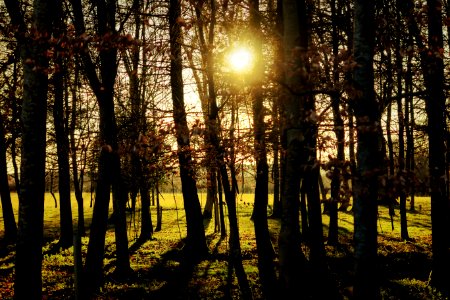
[0,114,17,242]
[139,180,153,240]
[4,0,53,298]
[394,23,409,240]
[202,169,218,219]
[70,65,85,236]
[52,15,73,246]
[425,0,450,291]
[351,1,380,298]
[404,48,415,212]
[169,0,208,261]
[328,0,344,242]
[249,1,277,298]
[278,0,309,297]
[400,0,450,290]
[70,0,132,294]
[217,171,226,237]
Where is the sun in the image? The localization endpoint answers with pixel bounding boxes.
[227,47,254,73]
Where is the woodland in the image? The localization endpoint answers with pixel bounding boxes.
[0,0,450,299]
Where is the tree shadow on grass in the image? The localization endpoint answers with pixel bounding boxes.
[102,239,202,300]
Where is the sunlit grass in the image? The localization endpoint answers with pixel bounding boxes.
[0,193,441,299]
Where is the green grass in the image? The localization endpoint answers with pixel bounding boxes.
[0,193,446,299]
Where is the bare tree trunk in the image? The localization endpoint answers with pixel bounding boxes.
[278,0,309,297]
[351,1,380,298]
[169,0,208,261]
[0,114,17,243]
[425,0,450,291]
[400,0,450,290]
[394,18,409,240]
[69,65,85,236]
[70,0,132,295]
[249,1,277,298]
[53,3,73,247]
[4,0,53,298]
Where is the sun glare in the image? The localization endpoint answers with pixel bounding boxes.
[228,47,253,73]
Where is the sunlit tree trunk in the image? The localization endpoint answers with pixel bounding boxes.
[351,1,380,298]
[4,0,53,298]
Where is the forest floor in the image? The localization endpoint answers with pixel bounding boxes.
[0,193,448,299]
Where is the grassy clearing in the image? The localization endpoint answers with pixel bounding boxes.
[0,193,446,299]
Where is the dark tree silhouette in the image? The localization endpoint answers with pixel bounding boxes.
[351,0,381,298]
[168,0,209,261]
[0,114,17,243]
[4,0,54,298]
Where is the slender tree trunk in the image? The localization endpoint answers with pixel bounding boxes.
[70,0,132,294]
[394,24,409,240]
[53,7,73,246]
[0,114,17,242]
[169,0,208,261]
[155,182,162,232]
[217,171,226,237]
[328,0,344,244]
[269,0,283,219]
[404,48,415,211]
[203,169,218,219]
[249,1,277,298]
[139,180,153,240]
[70,66,85,236]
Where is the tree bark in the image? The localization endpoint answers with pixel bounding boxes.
[70,0,132,294]
[52,2,73,247]
[4,0,53,298]
[278,0,309,297]
[0,114,17,243]
[169,0,209,261]
[249,1,278,298]
[351,1,380,298]
[425,0,450,291]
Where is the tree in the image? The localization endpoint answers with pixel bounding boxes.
[278,0,309,297]
[249,0,277,298]
[351,0,380,298]
[424,0,450,291]
[70,0,132,295]
[4,0,54,298]
[52,0,73,249]
[168,0,209,261]
[0,113,17,243]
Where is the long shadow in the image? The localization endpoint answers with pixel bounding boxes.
[379,250,431,282]
[103,240,202,299]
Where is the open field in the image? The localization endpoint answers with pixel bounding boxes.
[0,193,446,299]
